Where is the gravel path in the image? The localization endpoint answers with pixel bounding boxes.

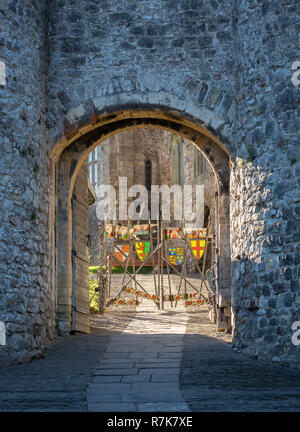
[0,311,135,412]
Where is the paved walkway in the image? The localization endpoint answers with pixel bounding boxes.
[0,312,133,412]
[87,297,190,412]
[181,311,300,411]
[0,284,300,411]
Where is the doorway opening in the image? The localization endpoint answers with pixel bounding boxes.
[51,106,231,337]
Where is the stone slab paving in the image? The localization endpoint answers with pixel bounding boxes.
[87,295,191,412]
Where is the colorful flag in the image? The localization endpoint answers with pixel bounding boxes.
[165,227,182,240]
[184,228,207,238]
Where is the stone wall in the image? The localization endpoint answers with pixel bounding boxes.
[0,0,55,366]
[231,0,300,365]
[47,0,236,348]
[46,0,236,144]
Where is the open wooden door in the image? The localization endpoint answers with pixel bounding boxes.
[71,164,91,333]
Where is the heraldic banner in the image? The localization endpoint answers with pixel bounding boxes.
[135,242,150,262]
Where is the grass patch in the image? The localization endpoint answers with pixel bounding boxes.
[89,266,100,274]
[89,279,99,313]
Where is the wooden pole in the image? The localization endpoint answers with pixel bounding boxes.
[165,235,173,308]
[149,217,158,298]
[184,243,187,300]
[157,217,161,309]
[160,255,207,301]
[174,243,188,307]
[107,242,161,304]
[107,251,150,307]
[160,223,164,310]
[182,234,210,293]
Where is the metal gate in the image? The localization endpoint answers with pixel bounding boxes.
[91,222,216,314]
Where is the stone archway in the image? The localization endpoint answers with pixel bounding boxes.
[50,104,231,336]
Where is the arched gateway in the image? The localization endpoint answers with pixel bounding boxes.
[50,105,231,338]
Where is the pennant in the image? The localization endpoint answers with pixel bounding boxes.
[184,228,207,238]
[133,225,150,236]
[165,227,182,240]
[105,224,115,237]
[115,226,129,240]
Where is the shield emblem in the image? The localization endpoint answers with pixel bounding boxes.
[191,239,206,260]
[135,242,150,262]
[115,251,123,263]
[168,247,184,266]
[115,244,130,263]
[121,244,130,262]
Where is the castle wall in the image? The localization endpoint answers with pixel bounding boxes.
[0,0,55,365]
[231,0,300,364]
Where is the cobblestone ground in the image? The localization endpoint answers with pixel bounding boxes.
[181,309,300,412]
[0,312,134,412]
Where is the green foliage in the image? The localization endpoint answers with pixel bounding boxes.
[89,266,100,274]
[89,279,99,313]
[237,157,243,167]
[89,264,153,313]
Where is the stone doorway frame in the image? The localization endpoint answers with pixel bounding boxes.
[50,105,231,335]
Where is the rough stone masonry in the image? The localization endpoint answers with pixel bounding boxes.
[0,0,299,368]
